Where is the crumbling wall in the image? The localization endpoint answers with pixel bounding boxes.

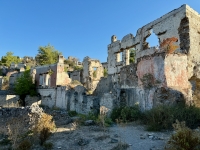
[82,57,104,92]
[105,4,200,110]
[107,34,132,76]
[69,70,82,82]
[25,95,41,106]
[38,88,57,108]
[33,55,71,88]
[0,95,19,107]
[120,63,138,88]
[185,6,200,106]
[93,75,113,96]
[32,64,57,87]
[38,85,99,114]
[9,71,23,89]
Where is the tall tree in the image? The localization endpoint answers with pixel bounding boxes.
[14,70,37,106]
[129,48,136,64]
[1,52,21,67]
[36,44,62,65]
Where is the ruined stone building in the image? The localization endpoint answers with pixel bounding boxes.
[102,4,200,111]
[32,55,71,88]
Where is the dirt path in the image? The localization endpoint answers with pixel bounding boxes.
[47,122,172,150]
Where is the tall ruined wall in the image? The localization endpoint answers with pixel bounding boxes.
[82,57,104,92]
[185,6,200,106]
[56,62,71,86]
[105,5,200,110]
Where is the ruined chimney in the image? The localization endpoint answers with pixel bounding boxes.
[58,55,64,64]
[111,35,117,43]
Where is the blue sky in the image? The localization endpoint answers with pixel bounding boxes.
[0,0,200,62]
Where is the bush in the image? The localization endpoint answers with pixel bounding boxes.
[43,142,53,150]
[33,113,56,145]
[77,112,113,127]
[96,114,113,127]
[0,137,11,146]
[142,105,174,131]
[68,111,77,117]
[166,120,200,150]
[142,105,200,131]
[17,140,31,150]
[110,105,141,122]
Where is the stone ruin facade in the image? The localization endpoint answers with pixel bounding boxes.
[102,4,200,111]
[32,55,71,88]
[1,4,200,115]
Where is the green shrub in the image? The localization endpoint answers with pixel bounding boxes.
[43,142,53,150]
[0,137,11,146]
[142,105,174,131]
[17,140,32,150]
[96,115,113,127]
[110,105,141,122]
[142,105,200,131]
[33,113,56,145]
[68,111,78,117]
[166,120,200,150]
[173,106,200,129]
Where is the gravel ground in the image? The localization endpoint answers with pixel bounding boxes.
[46,122,172,150]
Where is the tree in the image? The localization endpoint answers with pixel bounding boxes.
[104,68,108,77]
[64,59,76,68]
[1,52,21,67]
[14,70,37,106]
[36,44,62,65]
[129,48,136,64]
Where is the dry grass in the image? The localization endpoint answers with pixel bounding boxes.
[7,116,30,149]
[166,120,200,150]
[33,113,56,145]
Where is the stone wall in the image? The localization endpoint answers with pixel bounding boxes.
[82,57,104,92]
[93,75,113,96]
[25,95,41,106]
[69,70,82,83]
[120,63,138,88]
[0,76,3,89]
[38,85,99,114]
[38,88,57,108]
[0,95,19,107]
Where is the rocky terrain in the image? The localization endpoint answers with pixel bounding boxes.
[0,106,172,150]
